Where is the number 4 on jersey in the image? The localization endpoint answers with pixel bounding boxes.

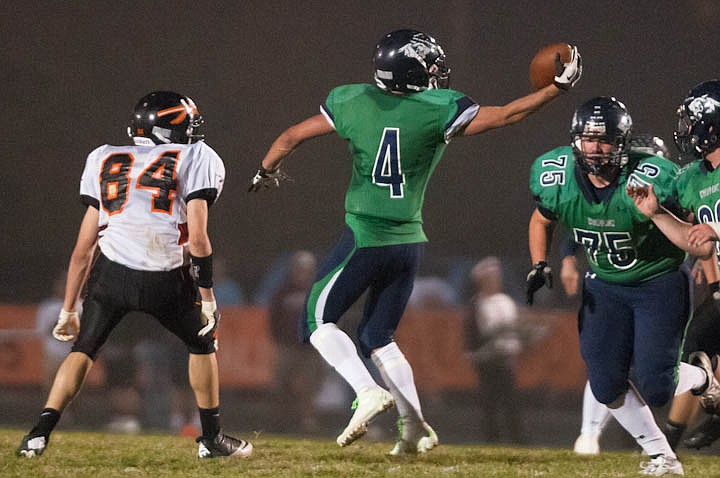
[372,127,405,198]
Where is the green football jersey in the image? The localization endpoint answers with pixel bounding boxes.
[675,159,720,262]
[529,146,684,284]
[321,84,478,247]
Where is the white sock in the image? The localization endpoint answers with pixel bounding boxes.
[371,342,423,421]
[309,323,376,394]
[675,362,707,395]
[580,380,611,436]
[607,385,675,459]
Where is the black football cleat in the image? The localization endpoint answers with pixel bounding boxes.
[684,415,720,450]
[196,430,253,458]
[16,434,48,457]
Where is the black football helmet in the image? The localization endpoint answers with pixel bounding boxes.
[571,97,633,175]
[630,133,670,159]
[128,91,204,145]
[373,29,450,93]
[674,80,720,159]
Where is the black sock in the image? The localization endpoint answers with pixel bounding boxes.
[663,419,686,451]
[199,407,220,439]
[30,408,61,439]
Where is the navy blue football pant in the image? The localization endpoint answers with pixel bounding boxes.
[579,269,690,408]
[301,227,423,357]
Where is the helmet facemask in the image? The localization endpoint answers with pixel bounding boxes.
[572,134,628,176]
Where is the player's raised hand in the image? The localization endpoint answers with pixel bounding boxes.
[688,223,720,248]
[248,166,292,192]
[627,184,660,218]
[526,261,553,305]
[554,45,582,90]
[53,309,79,341]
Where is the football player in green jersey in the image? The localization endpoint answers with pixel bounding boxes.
[528,97,717,476]
[632,80,720,451]
[250,29,581,453]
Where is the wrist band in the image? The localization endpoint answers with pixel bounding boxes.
[190,254,213,288]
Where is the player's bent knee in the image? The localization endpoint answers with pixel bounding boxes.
[186,335,216,355]
[358,334,392,359]
[640,383,675,408]
[70,343,102,361]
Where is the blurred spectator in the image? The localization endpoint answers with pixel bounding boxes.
[213,255,246,307]
[463,256,523,443]
[407,276,458,308]
[268,250,322,431]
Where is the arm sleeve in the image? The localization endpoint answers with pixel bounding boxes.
[183,143,226,205]
[444,95,479,143]
[79,146,103,209]
[320,87,339,132]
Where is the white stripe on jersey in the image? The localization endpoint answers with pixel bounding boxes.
[444,103,480,143]
[80,141,225,271]
[320,105,336,130]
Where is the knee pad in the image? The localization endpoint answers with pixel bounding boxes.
[185,333,216,355]
[589,378,627,405]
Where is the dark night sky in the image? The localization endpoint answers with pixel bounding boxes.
[2,1,718,302]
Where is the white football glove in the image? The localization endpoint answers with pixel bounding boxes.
[53,309,80,341]
[198,300,219,337]
[554,45,582,90]
[248,166,292,192]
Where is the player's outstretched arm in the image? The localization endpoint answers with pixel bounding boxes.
[627,184,714,259]
[250,114,334,191]
[462,45,581,136]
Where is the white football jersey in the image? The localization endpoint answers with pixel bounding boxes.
[80,141,225,271]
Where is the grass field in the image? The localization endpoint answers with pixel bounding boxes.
[2,428,719,477]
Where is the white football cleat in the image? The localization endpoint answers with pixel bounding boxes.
[639,455,684,476]
[336,386,394,447]
[689,351,720,414]
[573,433,600,455]
[389,419,439,455]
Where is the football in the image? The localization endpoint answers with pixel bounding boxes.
[529,43,572,89]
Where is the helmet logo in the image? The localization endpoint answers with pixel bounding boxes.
[687,95,720,120]
[397,34,438,69]
[157,98,199,125]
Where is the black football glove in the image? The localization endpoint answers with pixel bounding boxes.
[248,166,292,192]
[526,261,553,305]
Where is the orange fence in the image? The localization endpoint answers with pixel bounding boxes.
[0,305,585,392]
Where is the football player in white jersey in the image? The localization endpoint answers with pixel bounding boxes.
[17,91,252,459]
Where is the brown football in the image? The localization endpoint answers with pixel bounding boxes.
[529,43,572,90]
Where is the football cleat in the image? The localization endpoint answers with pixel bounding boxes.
[16,434,47,457]
[336,386,394,447]
[689,351,720,413]
[196,430,253,458]
[389,418,439,456]
[639,455,684,476]
[683,414,720,449]
[573,433,600,455]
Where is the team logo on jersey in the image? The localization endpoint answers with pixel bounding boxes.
[587,218,615,227]
[699,183,720,199]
